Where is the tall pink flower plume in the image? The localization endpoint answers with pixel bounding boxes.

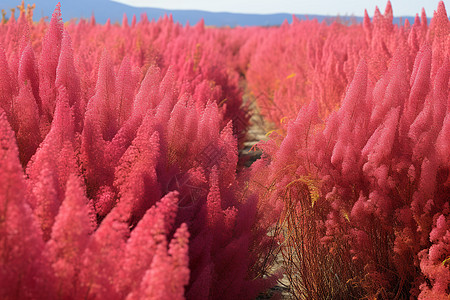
[0,109,54,299]
[0,46,15,117]
[39,2,63,124]
[118,192,179,295]
[55,30,83,131]
[45,174,94,299]
[127,223,190,300]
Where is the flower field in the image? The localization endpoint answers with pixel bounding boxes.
[0,1,448,299]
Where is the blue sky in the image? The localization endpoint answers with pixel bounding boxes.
[112,0,446,16]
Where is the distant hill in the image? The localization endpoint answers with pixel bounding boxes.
[1,0,418,27]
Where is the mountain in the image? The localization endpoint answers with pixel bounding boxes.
[1,0,417,27]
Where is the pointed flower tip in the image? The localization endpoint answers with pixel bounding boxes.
[0,108,10,138]
[48,2,62,28]
[374,6,381,16]
[357,58,368,72]
[437,1,447,15]
[384,1,393,18]
[0,109,20,161]
[53,2,61,17]
[167,190,180,198]
[385,1,392,9]
[174,223,190,243]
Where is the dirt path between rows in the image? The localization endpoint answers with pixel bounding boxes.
[236,85,293,299]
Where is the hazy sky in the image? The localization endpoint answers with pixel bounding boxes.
[111,0,446,16]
